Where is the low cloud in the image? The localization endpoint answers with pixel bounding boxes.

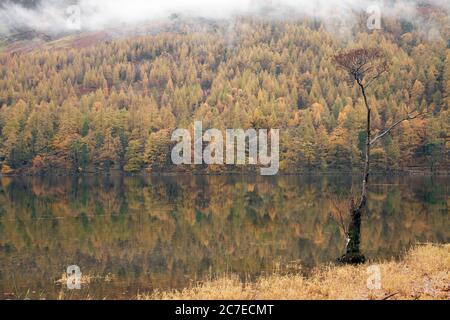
[0,0,448,36]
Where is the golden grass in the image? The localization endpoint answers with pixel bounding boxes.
[140,244,449,300]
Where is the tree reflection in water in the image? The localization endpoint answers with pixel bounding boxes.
[0,174,448,299]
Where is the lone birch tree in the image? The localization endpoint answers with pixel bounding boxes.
[334,48,425,263]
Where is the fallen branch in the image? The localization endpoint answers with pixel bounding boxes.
[382,292,399,300]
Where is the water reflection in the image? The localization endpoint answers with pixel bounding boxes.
[0,174,448,299]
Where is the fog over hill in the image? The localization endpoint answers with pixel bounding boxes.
[0,0,448,37]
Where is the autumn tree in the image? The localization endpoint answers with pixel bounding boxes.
[124,138,144,173]
[144,129,172,172]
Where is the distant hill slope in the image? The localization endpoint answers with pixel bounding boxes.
[0,15,224,54]
[0,30,112,54]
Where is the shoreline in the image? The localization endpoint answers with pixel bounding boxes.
[139,244,450,300]
[1,168,449,178]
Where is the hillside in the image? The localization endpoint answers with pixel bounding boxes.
[0,15,449,175]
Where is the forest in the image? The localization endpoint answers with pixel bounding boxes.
[0,16,449,175]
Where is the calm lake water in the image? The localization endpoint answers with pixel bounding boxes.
[0,174,448,299]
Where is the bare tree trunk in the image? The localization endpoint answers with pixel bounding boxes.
[344,202,363,262]
[339,80,369,264]
[358,82,371,210]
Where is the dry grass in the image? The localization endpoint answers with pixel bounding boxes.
[139,244,449,300]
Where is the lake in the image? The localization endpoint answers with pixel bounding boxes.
[0,174,448,299]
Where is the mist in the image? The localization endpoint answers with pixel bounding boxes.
[0,0,448,36]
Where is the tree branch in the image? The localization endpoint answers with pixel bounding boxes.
[370,112,426,146]
[365,68,387,88]
[330,197,348,236]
